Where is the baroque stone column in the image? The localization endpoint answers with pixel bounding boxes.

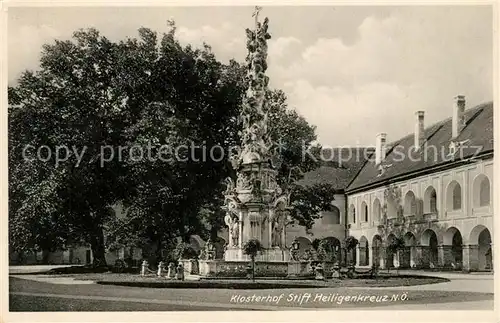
[221,7,289,263]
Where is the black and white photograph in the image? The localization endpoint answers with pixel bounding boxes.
[3,1,497,319]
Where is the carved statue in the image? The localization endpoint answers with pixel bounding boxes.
[224,177,235,195]
[236,172,253,190]
[204,239,215,260]
[230,220,239,247]
[271,211,285,247]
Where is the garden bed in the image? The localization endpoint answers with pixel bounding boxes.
[56,273,449,289]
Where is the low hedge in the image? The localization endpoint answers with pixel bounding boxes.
[97,280,329,289]
[45,265,139,275]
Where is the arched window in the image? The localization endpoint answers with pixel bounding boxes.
[373,198,381,223]
[360,202,368,222]
[321,207,341,225]
[479,178,490,207]
[447,181,462,211]
[453,185,461,210]
[349,204,356,223]
[424,186,437,214]
[473,175,491,207]
[403,191,417,216]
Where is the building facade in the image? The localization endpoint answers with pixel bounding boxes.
[285,96,493,271]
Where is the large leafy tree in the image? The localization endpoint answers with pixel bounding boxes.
[9,29,132,266]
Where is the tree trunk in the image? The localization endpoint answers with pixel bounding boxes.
[210,227,218,241]
[155,239,163,265]
[90,224,107,267]
[42,250,50,265]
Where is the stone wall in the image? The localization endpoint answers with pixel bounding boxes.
[199,260,290,278]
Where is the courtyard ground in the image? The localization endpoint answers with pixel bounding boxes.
[7,266,494,311]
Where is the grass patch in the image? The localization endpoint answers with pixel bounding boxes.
[38,266,140,275]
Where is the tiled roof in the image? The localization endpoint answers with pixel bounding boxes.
[346,102,494,192]
[298,148,374,191]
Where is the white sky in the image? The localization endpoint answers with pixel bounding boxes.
[8,6,493,146]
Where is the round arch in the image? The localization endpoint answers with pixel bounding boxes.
[472,174,491,208]
[443,227,462,245]
[349,204,356,223]
[404,232,416,246]
[361,201,368,222]
[443,227,463,268]
[401,232,417,268]
[420,229,438,246]
[423,186,437,213]
[420,229,438,268]
[446,180,462,211]
[404,191,417,215]
[469,224,491,243]
[468,225,492,271]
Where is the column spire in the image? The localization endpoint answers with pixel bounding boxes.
[253,6,262,29]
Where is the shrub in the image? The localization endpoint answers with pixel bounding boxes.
[243,239,263,281]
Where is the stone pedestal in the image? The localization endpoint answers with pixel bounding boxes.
[179,259,199,275]
[287,261,309,277]
[314,264,325,280]
[157,261,164,277]
[332,264,340,278]
[199,260,220,277]
[167,263,176,279]
[224,246,287,262]
[176,264,184,280]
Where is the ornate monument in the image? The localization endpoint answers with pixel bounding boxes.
[223,6,290,262]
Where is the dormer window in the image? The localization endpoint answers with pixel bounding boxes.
[377,163,392,177]
[377,165,384,177]
[448,142,457,156]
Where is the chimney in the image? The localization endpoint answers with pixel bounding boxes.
[414,111,425,149]
[452,95,466,138]
[375,133,387,165]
